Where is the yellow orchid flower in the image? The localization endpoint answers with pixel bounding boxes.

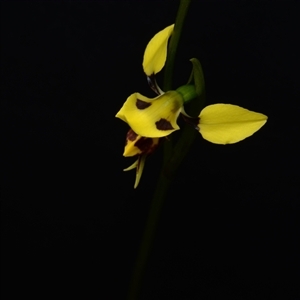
[123,129,159,188]
[116,24,267,142]
[116,24,268,187]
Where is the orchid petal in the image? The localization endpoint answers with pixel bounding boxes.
[143,24,174,76]
[198,104,267,144]
[116,91,183,138]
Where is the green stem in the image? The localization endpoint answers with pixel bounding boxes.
[163,0,191,160]
[127,1,192,299]
[163,0,191,91]
[126,172,172,300]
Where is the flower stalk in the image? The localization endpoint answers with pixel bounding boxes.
[163,0,192,91]
[127,1,192,299]
[123,0,267,297]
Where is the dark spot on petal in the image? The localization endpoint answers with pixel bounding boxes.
[134,138,152,152]
[155,118,174,131]
[136,99,151,110]
[135,138,158,154]
[126,129,138,141]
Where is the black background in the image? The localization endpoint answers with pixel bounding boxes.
[1,1,299,299]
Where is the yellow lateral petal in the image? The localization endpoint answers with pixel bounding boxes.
[143,24,174,76]
[199,104,267,144]
[116,91,183,138]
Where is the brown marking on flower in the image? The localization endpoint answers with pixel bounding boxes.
[155,118,174,131]
[136,99,151,110]
[135,138,159,154]
[134,137,152,153]
[126,129,138,141]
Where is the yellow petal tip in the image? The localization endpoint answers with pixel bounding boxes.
[142,24,174,76]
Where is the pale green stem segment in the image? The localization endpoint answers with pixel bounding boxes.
[127,1,194,299]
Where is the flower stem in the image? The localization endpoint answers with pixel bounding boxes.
[163,0,191,159]
[127,1,192,299]
[163,0,191,91]
[127,172,172,300]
